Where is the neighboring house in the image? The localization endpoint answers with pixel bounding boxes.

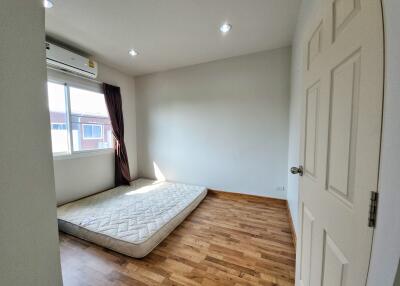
[50,111,113,153]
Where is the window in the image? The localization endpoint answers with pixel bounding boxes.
[46,81,113,156]
[82,124,103,139]
[51,123,67,130]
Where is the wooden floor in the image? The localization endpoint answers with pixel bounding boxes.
[59,191,296,286]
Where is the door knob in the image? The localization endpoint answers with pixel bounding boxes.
[290,166,304,176]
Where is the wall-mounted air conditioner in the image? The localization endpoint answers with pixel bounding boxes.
[45,42,98,79]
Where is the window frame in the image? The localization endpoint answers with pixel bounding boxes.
[47,78,114,159]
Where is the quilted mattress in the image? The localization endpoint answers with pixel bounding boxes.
[57,178,207,258]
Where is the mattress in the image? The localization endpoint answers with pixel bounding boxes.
[57,178,207,258]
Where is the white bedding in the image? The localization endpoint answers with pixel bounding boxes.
[57,178,207,258]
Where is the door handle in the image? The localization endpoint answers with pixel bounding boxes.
[290,166,304,176]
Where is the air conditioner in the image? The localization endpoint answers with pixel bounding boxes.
[45,42,98,79]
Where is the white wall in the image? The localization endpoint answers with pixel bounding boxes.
[0,1,62,285]
[135,48,291,199]
[288,0,400,284]
[367,0,400,284]
[54,63,137,205]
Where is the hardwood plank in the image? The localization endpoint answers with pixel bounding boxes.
[59,191,296,285]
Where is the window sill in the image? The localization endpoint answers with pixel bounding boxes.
[53,148,114,161]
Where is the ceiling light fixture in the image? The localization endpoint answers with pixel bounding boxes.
[129,49,139,57]
[220,23,232,34]
[43,0,54,9]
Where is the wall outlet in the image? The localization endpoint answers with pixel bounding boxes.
[276,186,285,192]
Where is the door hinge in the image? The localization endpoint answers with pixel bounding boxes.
[368,191,379,228]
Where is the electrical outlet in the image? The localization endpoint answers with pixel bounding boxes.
[276,186,285,192]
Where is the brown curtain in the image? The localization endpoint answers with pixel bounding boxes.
[103,83,131,186]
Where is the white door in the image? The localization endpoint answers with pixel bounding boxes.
[294,0,384,285]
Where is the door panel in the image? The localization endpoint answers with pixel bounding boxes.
[326,51,361,205]
[332,0,361,41]
[300,204,315,286]
[307,22,323,70]
[297,1,384,285]
[321,232,348,286]
[304,82,320,179]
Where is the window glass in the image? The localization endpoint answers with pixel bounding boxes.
[69,87,113,152]
[47,82,69,154]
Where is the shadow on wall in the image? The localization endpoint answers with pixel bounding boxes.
[153,161,166,181]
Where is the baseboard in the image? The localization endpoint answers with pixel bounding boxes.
[286,201,297,248]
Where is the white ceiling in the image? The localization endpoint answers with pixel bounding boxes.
[45,0,300,76]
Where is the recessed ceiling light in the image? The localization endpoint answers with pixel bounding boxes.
[220,23,232,34]
[43,0,54,9]
[129,49,139,57]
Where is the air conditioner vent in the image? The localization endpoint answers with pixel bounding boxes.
[45,42,98,79]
